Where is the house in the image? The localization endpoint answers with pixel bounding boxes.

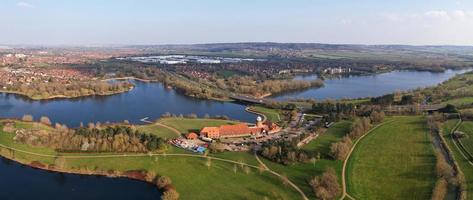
[200,127,220,139]
[199,117,281,139]
[186,132,198,140]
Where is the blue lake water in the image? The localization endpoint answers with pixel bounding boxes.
[272,69,471,100]
[0,157,161,200]
[0,81,256,127]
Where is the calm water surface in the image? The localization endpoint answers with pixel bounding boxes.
[272,69,471,100]
[0,81,256,127]
[0,157,161,200]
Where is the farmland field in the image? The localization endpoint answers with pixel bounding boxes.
[346,116,436,200]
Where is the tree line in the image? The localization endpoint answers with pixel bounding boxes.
[12,118,166,153]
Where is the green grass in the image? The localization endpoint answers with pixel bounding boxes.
[261,121,351,199]
[0,122,301,200]
[458,121,473,156]
[302,120,352,156]
[249,106,281,123]
[443,97,473,107]
[346,116,436,200]
[442,119,473,200]
[136,124,179,139]
[158,118,238,134]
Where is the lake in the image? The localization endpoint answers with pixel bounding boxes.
[0,157,161,200]
[272,69,471,100]
[0,81,257,127]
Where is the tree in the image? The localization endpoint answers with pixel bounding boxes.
[156,176,172,189]
[370,111,385,123]
[329,137,352,161]
[309,168,340,200]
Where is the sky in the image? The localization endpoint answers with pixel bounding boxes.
[1,0,473,46]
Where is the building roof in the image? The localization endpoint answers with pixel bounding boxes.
[186,132,198,139]
[200,127,219,134]
[219,124,251,136]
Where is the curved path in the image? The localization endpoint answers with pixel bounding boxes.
[254,154,309,200]
[140,118,182,136]
[245,107,268,122]
[339,120,394,200]
[449,115,473,166]
[0,143,307,200]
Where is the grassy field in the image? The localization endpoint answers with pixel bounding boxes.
[158,118,238,134]
[136,124,180,139]
[302,120,351,157]
[458,121,473,155]
[0,121,301,200]
[346,116,437,200]
[443,97,473,107]
[261,121,351,199]
[442,119,473,200]
[249,106,281,123]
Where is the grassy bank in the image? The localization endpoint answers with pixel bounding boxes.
[248,106,282,123]
[346,116,437,200]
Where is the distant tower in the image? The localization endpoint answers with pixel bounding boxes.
[256,116,263,127]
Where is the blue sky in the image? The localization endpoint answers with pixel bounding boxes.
[2,0,473,45]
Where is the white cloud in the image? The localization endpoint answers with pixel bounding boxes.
[16,2,34,8]
[424,10,450,20]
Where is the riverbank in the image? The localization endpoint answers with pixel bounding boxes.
[0,85,134,101]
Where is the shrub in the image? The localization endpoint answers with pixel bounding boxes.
[309,168,340,200]
[40,116,52,126]
[156,176,172,189]
[431,179,447,200]
[161,188,179,200]
[22,115,33,122]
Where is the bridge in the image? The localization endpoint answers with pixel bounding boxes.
[230,95,266,104]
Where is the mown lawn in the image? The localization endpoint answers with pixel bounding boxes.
[458,121,473,156]
[158,118,238,134]
[442,119,473,200]
[0,122,301,200]
[136,124,179,139]
[302,120,351,157]
[249,106,281,123]
[346,116,436,200]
